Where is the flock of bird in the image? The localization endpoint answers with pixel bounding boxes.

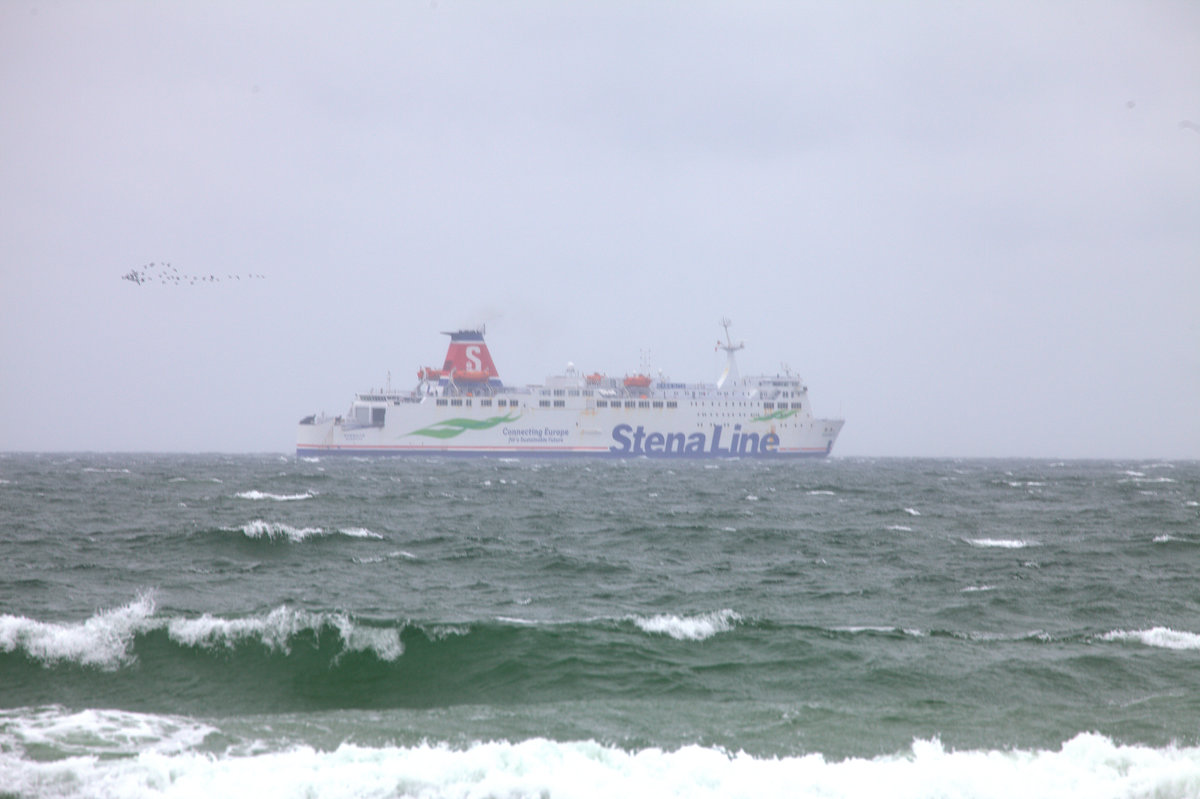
[122,262,265,286]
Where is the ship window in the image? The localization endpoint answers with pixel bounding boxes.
[553,389,565,397]
[763,402,774,410]
[436,399,448,407]
[568,390,579,397]
[652,401,663,408]
[553,400,565,408]
[465,399,472,407]
[540,390,550,396]
[480,399,492,407]
[539,400,550,408]
[624,401,636,408]
[596,400,608,408]
[450,399,463,407]
[667,401,677,409]
[638,401,649,408]
[792,402,802,409]
[584,390,593,397]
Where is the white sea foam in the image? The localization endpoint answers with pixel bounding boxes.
[0,706,215,758]
[0,594,156,670]
[962,585,996,592]
[236,490,314,501]
[886,525,913,532]
[1102,627,1200,651]
[968,538,1033,549]
[3,730,1200,799]
[903,507,921,516]
[807,490,836,495]
[631,610,741,641]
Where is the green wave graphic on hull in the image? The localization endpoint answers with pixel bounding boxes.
[408,413,521,439]
[749,408,800,423]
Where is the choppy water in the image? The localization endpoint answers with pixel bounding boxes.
[2,454,1199,797]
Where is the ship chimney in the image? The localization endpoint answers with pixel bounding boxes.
[440,326,502,385]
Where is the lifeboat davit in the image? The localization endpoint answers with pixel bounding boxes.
[623,374,652,388]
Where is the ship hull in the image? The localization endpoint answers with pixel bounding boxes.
[297,403,842,458]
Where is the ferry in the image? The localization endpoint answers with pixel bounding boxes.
[297,320,844,458]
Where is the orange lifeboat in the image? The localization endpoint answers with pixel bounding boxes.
[623,374,652,388]
[418,367,447,380]
[455,370,490,382]
[586,372,605,385]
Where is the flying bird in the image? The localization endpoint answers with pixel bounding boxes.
[121,262,267,286]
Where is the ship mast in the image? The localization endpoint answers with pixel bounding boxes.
[716,317,744,389]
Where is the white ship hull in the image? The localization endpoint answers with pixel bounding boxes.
[297,324,843,459]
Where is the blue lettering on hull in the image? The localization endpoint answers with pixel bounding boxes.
[610,424,781,457]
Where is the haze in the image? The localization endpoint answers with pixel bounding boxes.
[2,1,1197,458]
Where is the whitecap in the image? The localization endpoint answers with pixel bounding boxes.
[338,527,384,539]
[0,594,156,670]
[167,606,403,661]
[903,507,921,516]
[237,520,326,542]
[807,490,836,496]
[630,609,741,641]
[885,525,912,532]
[1102,627,1200,650]
[236,490,314,501]
[968,538,1033,549]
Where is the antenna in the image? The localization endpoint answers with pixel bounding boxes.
[716,318,744,389]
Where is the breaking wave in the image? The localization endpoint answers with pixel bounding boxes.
[1101,628,1200,651]
[3,717,1200,799]
[629,610,742,641]
[235,490,314,501]
[229,520,383,542]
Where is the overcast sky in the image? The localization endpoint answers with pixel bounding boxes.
[1,1,1197,458]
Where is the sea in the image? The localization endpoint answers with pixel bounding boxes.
[2,453,1199,798]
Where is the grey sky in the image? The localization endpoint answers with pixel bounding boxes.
[2,1,1197,457]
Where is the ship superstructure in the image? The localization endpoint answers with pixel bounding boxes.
[297,321,843,458]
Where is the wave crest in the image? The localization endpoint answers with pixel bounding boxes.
[1102,627,1200,650]
[0,593,156,670]
[630,610,742,641]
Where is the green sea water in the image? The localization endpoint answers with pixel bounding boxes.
[2,454,1199,797]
